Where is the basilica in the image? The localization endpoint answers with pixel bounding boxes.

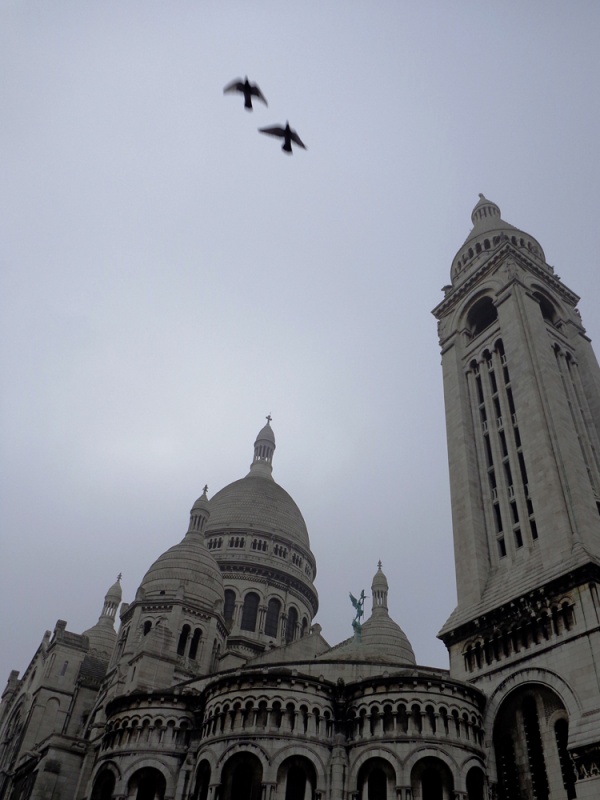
[2,197,600,800]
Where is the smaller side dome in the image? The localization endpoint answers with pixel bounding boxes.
[326,563,416,666]
[359,562,416,665]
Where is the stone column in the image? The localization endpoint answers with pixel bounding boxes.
[330,735,348,800]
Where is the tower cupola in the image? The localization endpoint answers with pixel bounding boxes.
[450,194,546,282]
[248,415,276,478]
[189,485,210,533]
[470,194,501,225]
[371,560,389,612]
[82,575,122,657]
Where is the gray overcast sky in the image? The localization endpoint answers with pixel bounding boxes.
[2,1,600,684]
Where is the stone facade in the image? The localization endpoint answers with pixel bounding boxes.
[1,197,599,800]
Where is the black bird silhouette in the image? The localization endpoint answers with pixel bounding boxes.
[223,76,268,111]
[259,122,306,154]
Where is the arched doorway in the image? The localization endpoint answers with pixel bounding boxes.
[411,757,454,800]
[357,757,395,800]
[91,770,116,800]
[221,752,263,800]
[127,768,166,800]
[493,685,576,800]
[466,766,485,800]
[277,756,317,800]
[192,760,211,800]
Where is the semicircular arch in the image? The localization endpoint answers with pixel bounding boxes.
[269,744,327,787]
[348,746,399,786]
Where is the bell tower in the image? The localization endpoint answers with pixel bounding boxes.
[433,196,600,796]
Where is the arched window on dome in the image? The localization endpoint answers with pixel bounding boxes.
[301,617,308,637]
[241,593,259,632]
[189,628,202,660]
[224,590,236,624]
[143,620,152,636]
[177,625,191,656]
[286,607,299,643]
[265,598,281,638]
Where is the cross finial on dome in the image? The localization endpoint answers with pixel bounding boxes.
[377,560,382,571]
[203,484,209,496]
[266,413,272,424]
[117,573,122,582]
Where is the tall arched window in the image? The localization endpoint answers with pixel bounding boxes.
[240,593,259,632]
[277,757,316,800]
[467,296,498,336]
[410,757,453,800]
[224,590,236,623]
[466,767,485,800]
[177,624,191,656]
[357,758,394,800]
[221,753,263,800]
[286,607,298,643]
[265,598,281,638]
[128,768,166,800]
[189,628,202,660]
[91,770,116,800]
[193,761,211,800]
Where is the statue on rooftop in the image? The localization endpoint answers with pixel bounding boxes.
[349,590,366,636]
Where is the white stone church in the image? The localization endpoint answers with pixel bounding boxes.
[2,196,600,800]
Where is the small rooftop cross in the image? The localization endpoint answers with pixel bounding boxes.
[266,413,272,424]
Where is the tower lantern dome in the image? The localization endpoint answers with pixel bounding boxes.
[249,415,276,478]
[189,485,210,533]
[82,575,122,657]
[371,560,389,611]
[470,193,501,225]
[450,194,546,282]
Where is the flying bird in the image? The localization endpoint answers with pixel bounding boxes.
[223,76,268,111]
[259,122,306,154]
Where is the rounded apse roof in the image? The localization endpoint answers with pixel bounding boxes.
[205,473,310,550]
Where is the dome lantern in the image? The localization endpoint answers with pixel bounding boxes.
[371,560,389,612]
[248,415,276,478]
[189,485,210,533]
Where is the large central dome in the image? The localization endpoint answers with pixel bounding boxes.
[207,475,310,548]
[202,420,318,654]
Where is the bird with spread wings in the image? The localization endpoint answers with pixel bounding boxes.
[223,76,268,111]
[259,121,306,154]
